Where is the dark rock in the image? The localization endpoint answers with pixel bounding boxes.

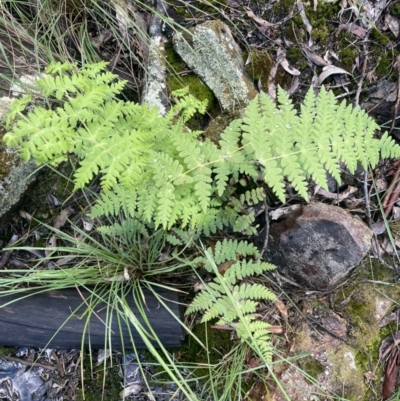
[261,203,372,290]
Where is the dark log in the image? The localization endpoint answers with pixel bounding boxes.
[0,287,183,349]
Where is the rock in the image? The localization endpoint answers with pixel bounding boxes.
[261,203,373,290]
[270,303,367,401]
[0,35,45,227]
[0,114,36,226]
[172,20,258,111]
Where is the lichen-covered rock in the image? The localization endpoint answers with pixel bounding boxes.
[0,130,36,223]
[172,20,258,111]
[261,203,373,290]
[271,304,367,401]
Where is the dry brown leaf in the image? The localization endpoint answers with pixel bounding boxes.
[384,14,400,37]
[269,204,301,220]
[296,0,313,46]
[276,47,300,76]
[280,59,301,76]
[393,206,400,220]
[382,350,400,399]
[303,48,329,66]
[53,206,74,229]
[371,220,386,235]
[314,185,357,202]
[287,76,300,95]
[274,299,288,323]
[19,210,32,221]
[244,7,276,30]
[318,65,352,85]
[46,235,57,257]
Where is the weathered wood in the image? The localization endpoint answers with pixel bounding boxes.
[0,287,183,349]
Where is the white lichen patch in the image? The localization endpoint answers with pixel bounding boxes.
[173,20,257,111]
[375,296,392,322]
[343,350,357,370]
[10,73,46,97]
[142,35,168,116]
[0,96,15,120]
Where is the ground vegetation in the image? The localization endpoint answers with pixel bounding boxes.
[0,0,400,400]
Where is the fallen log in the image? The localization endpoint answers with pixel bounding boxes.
[0,287,183,349]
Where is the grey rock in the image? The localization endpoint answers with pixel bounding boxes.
[0,121,36,224]
[173,20,258,111]
[261,203,373,290]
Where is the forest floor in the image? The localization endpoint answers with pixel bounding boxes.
[0,0,400,400]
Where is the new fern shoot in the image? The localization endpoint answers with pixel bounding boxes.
[4,62,400,234]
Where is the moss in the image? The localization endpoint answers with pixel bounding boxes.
[76,354,122,401]
[0,130,16,181]
[165,39,218,127]
[392,2,400,16]
[178,322,231,364]
[375,56,392,78]
[244,50,274,90]
[298,357,325,382]
[340,46,358,72]
[327,347,366,400]
[286,47,308,70]
[165,40,186,72]
[332,258,400,399]
[370,28,390,46]
[312,20,330,44]
[0,346,12,358]
[193,0,227,14]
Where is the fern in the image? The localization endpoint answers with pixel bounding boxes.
[5,62,400,234]
[186,240,277,362]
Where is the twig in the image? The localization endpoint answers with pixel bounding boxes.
[0,234,19,269]
[5,356,57,371]
[354,42,373,225]
[390,55,400,135]
[383,165,400,217]
[354,42,368,107]
[256,199,269,262]
[364,170,372,227]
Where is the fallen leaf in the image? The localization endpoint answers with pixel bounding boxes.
[269,204,302,220]
[338,23,368,38]
[81,216,94,231]
[274,299,288,323]
[287,76,300,95]
[393,206,400,220]
[46,235,57,257]
[280,58,301,76]
[371,220,386,235]
[315,185,357,202]
[381,237,394,255]
[276,47,301,76]
[53,206,74,229]
[384,14,400,37]
[19,210,32,221]
[296,0,313,46]
[303,48,329,66]
[375,178,388,192]
[244,7,277,30]
[382,349,400,399]
[318,65,352,85]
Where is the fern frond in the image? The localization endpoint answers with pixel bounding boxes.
[379,132,400,159]
[5,63,397,237]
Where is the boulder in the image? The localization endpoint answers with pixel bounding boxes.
[261,203,373,290]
